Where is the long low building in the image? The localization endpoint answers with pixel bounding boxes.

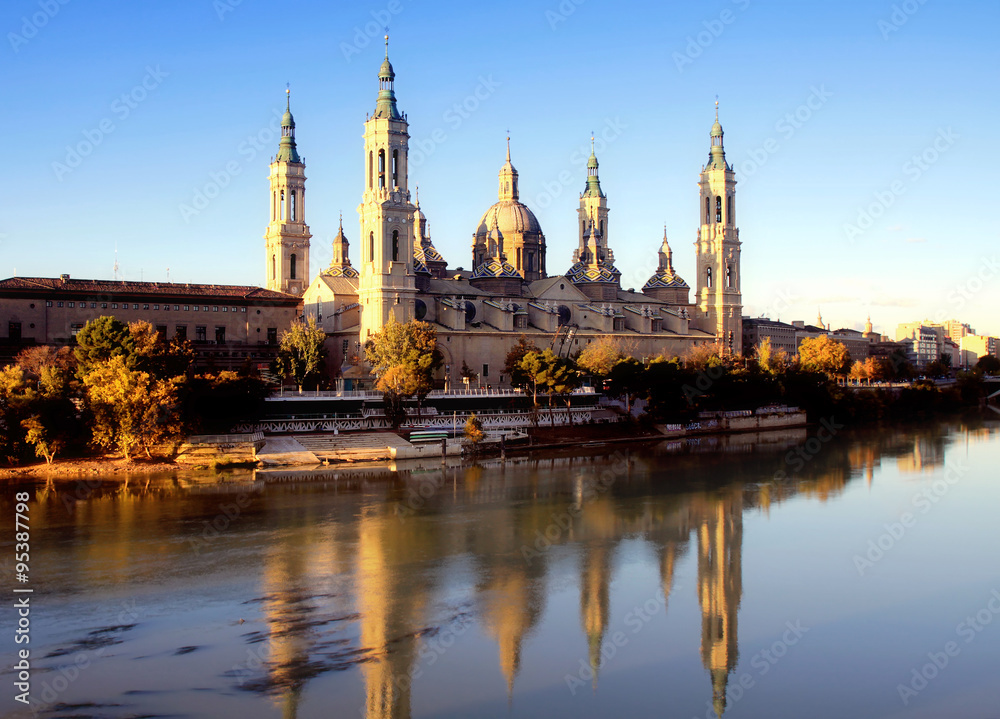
[0,275,302,370]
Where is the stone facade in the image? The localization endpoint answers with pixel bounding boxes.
[0,275,300,370]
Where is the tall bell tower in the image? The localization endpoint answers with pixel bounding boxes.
[695,101,742,355]
[265,89,311,296]
[357,35,417,342]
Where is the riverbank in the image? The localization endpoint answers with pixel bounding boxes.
[0,456,177,479]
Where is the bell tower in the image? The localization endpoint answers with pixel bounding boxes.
[264,88,311,296]
[574,137,612,266]
[695,101,742,354]
[357,35,417,342]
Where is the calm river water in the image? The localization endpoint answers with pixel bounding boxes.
[3,419,1000,719]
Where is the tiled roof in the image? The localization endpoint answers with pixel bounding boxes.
[0,276,299,302]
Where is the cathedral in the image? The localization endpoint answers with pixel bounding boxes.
[265,39,744,388]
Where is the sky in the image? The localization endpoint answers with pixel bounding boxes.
[2,0,998,337]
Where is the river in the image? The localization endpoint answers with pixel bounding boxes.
[2,418,999,718]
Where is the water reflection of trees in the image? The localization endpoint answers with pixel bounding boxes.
[14,420,997,718]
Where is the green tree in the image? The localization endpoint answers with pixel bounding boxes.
[519,349,580,425]
[365,319,443,425]
[74,316,134,375]
[275,317,328,391]
[798,335,852,378]
[503,334,539,390]
[83,355,183,460]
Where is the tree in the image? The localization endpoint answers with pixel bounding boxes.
[365,319,443,425]
[755,338,790,375]
[503,335,539,390]
[519,349,580,425]
[128,321,195,379]
[577,336,628,378]
[74,316,134,375]
[848,360,867,384]
[83,355,183,460]
[0,350,80,465]
[460,360,479,387]
[0,366,29,462]
[608,357,646,415]
[975,354,1000,375]
[464,413,484,444]
[797,335,851,378]
[683,342,728,371]
[275,317,327,391]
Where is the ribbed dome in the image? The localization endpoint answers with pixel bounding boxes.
[379,57,395,80]
[475,200,543,238]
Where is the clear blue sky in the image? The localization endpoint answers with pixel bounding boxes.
[2,0,998,337]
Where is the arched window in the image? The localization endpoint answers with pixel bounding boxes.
[272,191,276,221]
[516,247,522,269]
[716,196,722,223]
[271,254,276,280]
[705,196,710,224]
[368,151,373,189]
[707,267,713,288]
[726,265,732,288]
[599,220,604,236]
[369,232,374,262]
[392,230,399,262]
[289,191,296,222]
[726,195,732,224]
[280,189,286,220]
[378,150,386,189]
[392,149,398,187]
[290,254,297,280]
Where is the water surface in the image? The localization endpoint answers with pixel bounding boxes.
[3,420,999,718]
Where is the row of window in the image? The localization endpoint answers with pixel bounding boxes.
[45,301,248,312]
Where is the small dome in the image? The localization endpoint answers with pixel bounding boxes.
[711,120,723,137]
[567,262,621,285]
[643,269,689,291]
[323,265,359,279]
[475,200,543,238]
[472,257,521,279]
[282,109,294,127]
[587,152,598,170]
[379,57,395,80]
[413,257,431,276]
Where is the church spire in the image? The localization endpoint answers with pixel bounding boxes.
[276,86,300,163]
[373,34,401,120]
[707,98,728,170]
[498,135,519,201]
[583,134,604,199]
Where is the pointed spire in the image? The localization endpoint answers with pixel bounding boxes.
[659,227,674,272]
[498,135,519,201]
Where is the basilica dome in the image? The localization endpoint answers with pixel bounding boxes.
[474,200,543,239]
